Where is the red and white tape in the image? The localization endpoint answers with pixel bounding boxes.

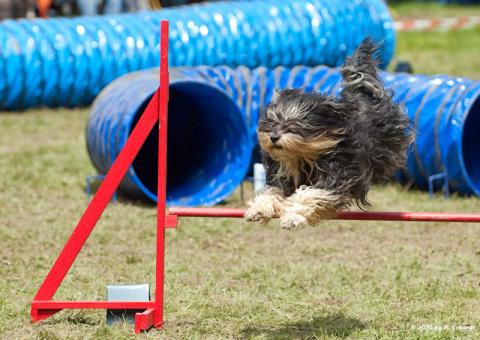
[394,16,480,32]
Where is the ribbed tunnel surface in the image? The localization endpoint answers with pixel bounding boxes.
[0,0,395,110]
[87,67,480,206]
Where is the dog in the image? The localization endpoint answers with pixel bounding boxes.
[244,38,413,230]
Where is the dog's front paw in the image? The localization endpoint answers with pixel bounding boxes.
[280,213,308,230]
[244,206,272,224]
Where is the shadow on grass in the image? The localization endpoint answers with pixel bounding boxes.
[241,313,367,339]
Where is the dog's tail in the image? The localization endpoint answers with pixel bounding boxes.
[341,38,414,184]
[340,37,385,101]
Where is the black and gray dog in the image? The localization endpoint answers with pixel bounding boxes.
[245,38,413,230]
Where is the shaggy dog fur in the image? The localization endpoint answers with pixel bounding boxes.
[244,38,413,230]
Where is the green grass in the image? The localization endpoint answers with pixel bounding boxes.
[2,3,480,339]
[390,1,480,20]
[1,110,480,339]
[392,27,480,78]
[389,1,480,78]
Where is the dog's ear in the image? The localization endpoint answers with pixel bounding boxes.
[271,89,280,104]
[262,91,279,119]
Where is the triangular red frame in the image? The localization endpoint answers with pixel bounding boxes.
[31,21,171,334]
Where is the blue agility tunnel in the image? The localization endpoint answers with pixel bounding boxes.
[0,0,395,111]
[87,66,480,206]
[87,69,252,206]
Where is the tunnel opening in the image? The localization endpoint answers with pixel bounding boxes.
[130,81,251,206]
[461,89,480,195]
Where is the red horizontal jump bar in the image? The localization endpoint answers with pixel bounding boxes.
[168,207,480,223]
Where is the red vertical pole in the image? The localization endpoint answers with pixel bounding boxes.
[154,21,169,328]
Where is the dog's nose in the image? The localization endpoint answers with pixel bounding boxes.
[270,134,280,144]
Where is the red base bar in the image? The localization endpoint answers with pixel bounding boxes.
[32,300,155,310]
[32,301,159,333]
[167,207,480,223]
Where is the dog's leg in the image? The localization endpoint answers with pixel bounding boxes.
[244,186,285,224]
[280,186,341,230]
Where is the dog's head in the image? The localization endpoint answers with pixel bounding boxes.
[257,89,346,163]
